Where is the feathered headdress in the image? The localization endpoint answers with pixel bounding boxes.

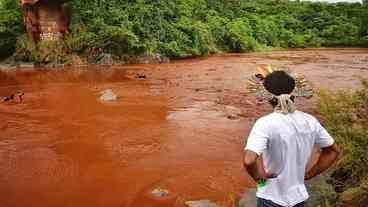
[246,65,314,101]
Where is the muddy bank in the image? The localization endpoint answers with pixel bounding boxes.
[0,49,367,207]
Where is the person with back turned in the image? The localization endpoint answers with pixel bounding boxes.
[243,69,339,207]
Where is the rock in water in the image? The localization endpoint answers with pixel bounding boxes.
[97,53,113,65]
[151,188,169,198]
[99,89,117,101]
[185,200,218,207]
[136,73,147,79]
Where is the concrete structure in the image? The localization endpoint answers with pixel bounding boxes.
[21,0,69,42]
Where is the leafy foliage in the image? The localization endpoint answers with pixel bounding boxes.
[15,35,68,64]
[0,0,23,59]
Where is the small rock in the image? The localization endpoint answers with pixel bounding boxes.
[97,53,113,65]
[18,63,35,68]
[225,105,242,119]
[185,200,218,207]
[238,189,257,207]
[151,187,169,198]
[99,89,117,102]
[138,53,169,64]
[0,64,16,71]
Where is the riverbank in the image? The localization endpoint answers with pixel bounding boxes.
[2,0,368,64]
[1,47,367,71]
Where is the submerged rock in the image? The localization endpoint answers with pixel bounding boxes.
[185,200,218,207]
[99,89,117,102]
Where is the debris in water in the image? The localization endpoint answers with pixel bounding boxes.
[136,73,147,79]
[227,114,238,120]
[17,92,24,102]
[1,92,24,103]
[185,200,218,207]
[99,89,117,102]
[151,187,169,198]
[2,94,14,102]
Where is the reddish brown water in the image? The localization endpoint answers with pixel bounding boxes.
[0,49,367,207]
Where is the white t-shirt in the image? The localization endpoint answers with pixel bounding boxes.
[245,110,334,207]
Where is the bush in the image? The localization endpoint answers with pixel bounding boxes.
[249,15,280,47]
[319,80,368,206]
[15,35,67,64]
[321,18,360,46]
[174,17,215,56]
[225,18,260,52]
[158,22,193,58]
[206,13,230,51]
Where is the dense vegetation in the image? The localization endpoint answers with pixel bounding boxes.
[318,80,368,207]
[0,0,23,59]
[0,0,367,63]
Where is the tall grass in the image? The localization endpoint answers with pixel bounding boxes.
[319,80,368,206]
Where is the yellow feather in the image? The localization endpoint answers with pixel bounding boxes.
[267,64,273,73]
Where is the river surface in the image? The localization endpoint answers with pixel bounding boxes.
[0,49,367,207]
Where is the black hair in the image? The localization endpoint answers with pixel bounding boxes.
[263,71,296,96]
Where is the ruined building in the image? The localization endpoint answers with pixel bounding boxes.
[21,0,69,42]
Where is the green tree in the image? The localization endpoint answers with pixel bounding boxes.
[0,0,366,62]
[0,0,23,59]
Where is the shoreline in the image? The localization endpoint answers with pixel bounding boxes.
[1,47,368,71]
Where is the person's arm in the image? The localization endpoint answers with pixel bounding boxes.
[243,118,273,182]
[305,118,340,180]
[305,143,339,180]
[243,150,268,181]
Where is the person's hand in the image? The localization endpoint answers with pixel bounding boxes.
[266,172,277,179]
[304,170,313,181]
[258,172,277,181]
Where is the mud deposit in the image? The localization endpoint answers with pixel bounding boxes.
[0,49,367,207]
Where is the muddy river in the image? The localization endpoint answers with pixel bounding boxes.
[0,49,367,207]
